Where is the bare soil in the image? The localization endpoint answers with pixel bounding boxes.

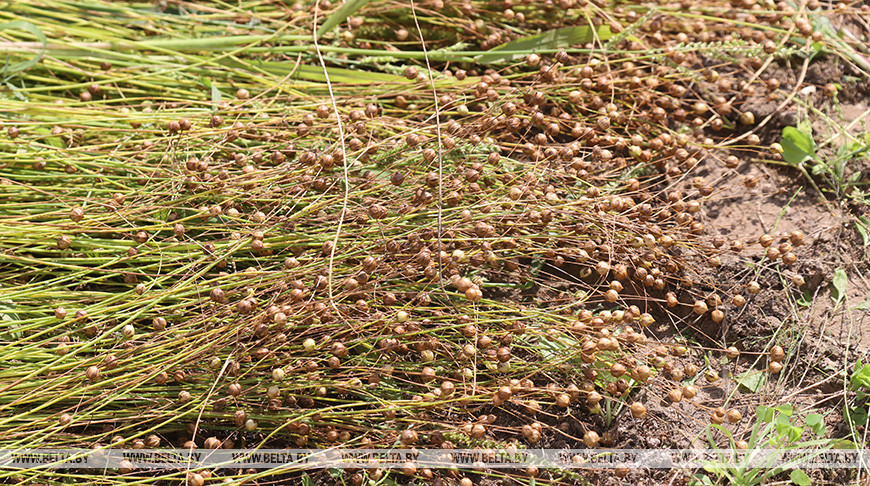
[600,54,870,486]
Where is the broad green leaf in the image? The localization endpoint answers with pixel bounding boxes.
[781,126,816,167]
[209,82,222,104]
[32,126,64,149]
[798,118,813,137]
[832,267,848,304]
[790,468,811,486]
[797,288,813,308]
[850,363,870,389]
[301,473,315,486]
[804,413,822,427]
[736,370,766,393]
[0,21,47,76]
[690,473,716,486]
[316,0,373,39]
[537,334,580,361]
[776,403,795,416]
[846,407,868,429]
[805,413,825,436]
[775,420,802,443]
[757,405,774,423]
[832,438,859,449]
[478,25,611,64]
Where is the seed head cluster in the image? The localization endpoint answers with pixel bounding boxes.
[0,0,847,483]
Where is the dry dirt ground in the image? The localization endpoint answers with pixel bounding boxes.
[582,57,870,486]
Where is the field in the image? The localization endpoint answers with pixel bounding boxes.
[1,0,870,485]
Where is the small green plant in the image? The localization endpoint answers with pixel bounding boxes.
[831,267,848,307]
[691,403,834,486]
[778,114,870,204]
[844,360,870,446]
[853,216,870,247]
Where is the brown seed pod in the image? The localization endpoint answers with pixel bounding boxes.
[209,288,225,303]
[789,230,805,246]
[154,371,168,385]
[770,345,785,362]
[704,369,719,383]
[725,346,740,359]
[681,385,698,399]
[583,430,600,447]
[145,434,160,448]
[765,247,780,261]
[610,362,626,378]
[587,391,602,406]
[465,286,483,302]
[85,365,100,381]
[331,342,348,358]
[630,402,647,418]
[632,365,652,382]
[233,410,247,427]
[57,235,71,249]
[69,207,84,223]
[726,409,742,423]
[400,429,418,445]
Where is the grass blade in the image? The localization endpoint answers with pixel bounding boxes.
[315,0,373,40]
[478,25,611,64]
[0,20,46,76]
